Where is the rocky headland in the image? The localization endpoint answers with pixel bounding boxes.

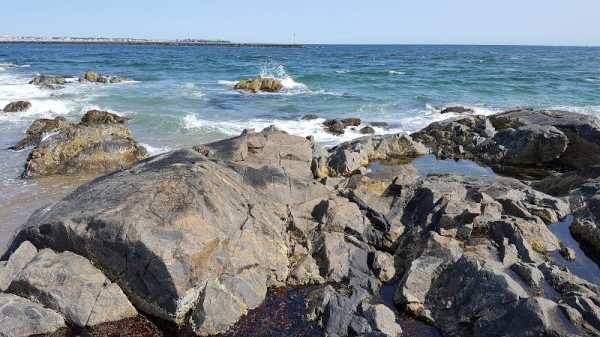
[1,108,599,336]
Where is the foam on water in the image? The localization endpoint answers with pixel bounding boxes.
[549,105,600,118]
[140,143,172,156]
[182,114,402,147]
[259,64,307,90]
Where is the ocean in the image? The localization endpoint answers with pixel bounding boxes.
[1,43,600,247]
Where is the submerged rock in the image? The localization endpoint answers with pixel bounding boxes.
[234,77,283,93]
[3,100,31,112]
[440,106,474,114]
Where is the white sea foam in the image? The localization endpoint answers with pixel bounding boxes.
[548,105,600,118]
[259,65,307,90]
[181,114,401,147]
[388,70,405,75]
[584,78,597,83]
[218,80,238,87]
[140,143,172,156]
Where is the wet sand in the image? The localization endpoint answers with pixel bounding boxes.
[0,174,98,251]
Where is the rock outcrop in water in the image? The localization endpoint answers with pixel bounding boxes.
[29,75,69,89]
[9,111,147,177]
[413,108,600,178]
[1,110,600,336]
[79,71,130,84]
[3,101,32,112]
[234,78,283,93]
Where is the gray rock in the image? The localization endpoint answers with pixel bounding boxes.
[0,293,66,336]
[0,241,37,291]
[189,279,246,335]
[361,303,402,336]
[6,248,137,327]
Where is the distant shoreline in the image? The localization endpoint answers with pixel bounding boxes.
[0,40,304,48]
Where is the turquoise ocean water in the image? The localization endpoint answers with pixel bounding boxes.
[1,43,600,245]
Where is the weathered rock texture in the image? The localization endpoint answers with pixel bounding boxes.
[234,78,283,93]
[3,100,32,112]
[29,75,69,89]
[2,112,600,336]
[0,293,66,336]
[9,112,147,177]
[6,243,137,327]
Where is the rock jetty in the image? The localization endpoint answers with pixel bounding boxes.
[1,109,599,336]
[9,110,147,178]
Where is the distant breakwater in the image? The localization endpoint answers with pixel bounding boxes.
[0,40,305,48]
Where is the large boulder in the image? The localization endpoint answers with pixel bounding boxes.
[234,78,283,93]
[10,113,148,177]
[3,100,32,112]
[4,130,333,335]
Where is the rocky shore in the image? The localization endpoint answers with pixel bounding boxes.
[1,108,599,336]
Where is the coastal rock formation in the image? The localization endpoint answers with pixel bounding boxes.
[2,112,600,336]
[3,100,32,112]
[234,77,283,93]
[80,109,128,125]
[440,105,474,114]
[315,133,428,178]
[322,118,364,135]
[10,111,147,177]
[6,242,137,327]
[79,71,129,84]
[29,75,68,89]
[413,108,600,176]
[0,293,66,336]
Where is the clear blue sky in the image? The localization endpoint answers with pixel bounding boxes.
[2,0,599,46]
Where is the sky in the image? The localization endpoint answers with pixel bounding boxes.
[1,0,599,46]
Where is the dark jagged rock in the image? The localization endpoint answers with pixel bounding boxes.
[3,100,31,112]
[341,118,361,127]
[360,126,375,134]
[369,122,389,128]
[413,109,600,175]
[301,114,320,120]
[10,113,147,177]
[233,78,283,93]
[323,119,346,135]
[440,106,474,114]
